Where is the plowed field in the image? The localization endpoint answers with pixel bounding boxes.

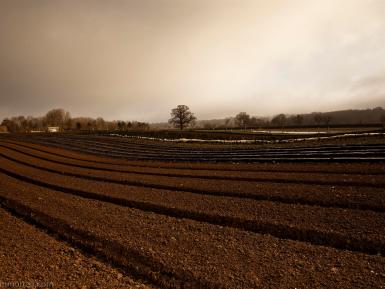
[0,136,384,288]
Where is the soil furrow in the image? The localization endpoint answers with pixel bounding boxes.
[46,137,385,156]
[18,136,385,162]
[2,142,385,187]
[1,150,385,212]
[6,138,385,175]
[33,135,385,154]
[0,206,151,288]
[1,156,385,255]
[0,174,384,288]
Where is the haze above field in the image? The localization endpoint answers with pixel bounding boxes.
[1,0,385,122]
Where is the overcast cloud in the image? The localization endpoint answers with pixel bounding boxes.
[1,0,385,122]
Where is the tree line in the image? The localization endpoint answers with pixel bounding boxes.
[232,111,385,130]
[168,106,334,130]
[2,106,384,133]
[0,108,149,133]
[169,106,385,130]
[170,108,336,130]
[234,112,332,129]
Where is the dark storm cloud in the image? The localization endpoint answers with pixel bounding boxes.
[1,0,385,121]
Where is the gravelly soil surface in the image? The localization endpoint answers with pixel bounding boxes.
[0,208,151,289]
[0,137,385,288]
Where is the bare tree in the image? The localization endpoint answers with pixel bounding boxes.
[4,116,25,132]
[271,114,287,128]
[134,121,150,130]
[117,121,126,131]
[87,121,93,131]
[107,121,118,131]
[293,114,304,126]
[95,117,106,130]
[235,112,250,129]
[2,108,150,133]
[45,108,68,128]
[169,105,196,130]
[249,117,257,128]
[249,117,265,128]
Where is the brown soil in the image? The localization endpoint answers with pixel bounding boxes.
[1,175,385,288]
[0,208,150,289]
[4,138,385,174]
[0,150,384,254]
[0,138,384,288]
[7,134,385,162]
[1,143,384,213]
[2,140,385,186]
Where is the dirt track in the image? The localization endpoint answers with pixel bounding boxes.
[0,137,385,288]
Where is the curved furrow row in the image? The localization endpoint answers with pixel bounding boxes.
[2,142,385,187]
[5,138,385,175]
[48,136,385,156]
[1,175,384,288]
[0,207,149,288]
[0,177,220,288]
[9,135,385,163]
[2,140,385,175]
[44,134,385,154]
[45,135,385,154]
[1,148,385,212]
[1,155,385,255]
[1,136,385,288]
[44,137,385,158]
[19,136,385,162]
[95,134,385,151]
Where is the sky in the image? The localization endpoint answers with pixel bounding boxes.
[1,0,385,122]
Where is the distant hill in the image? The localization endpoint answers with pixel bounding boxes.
[300,107,385,126]
[151,107,385,129]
